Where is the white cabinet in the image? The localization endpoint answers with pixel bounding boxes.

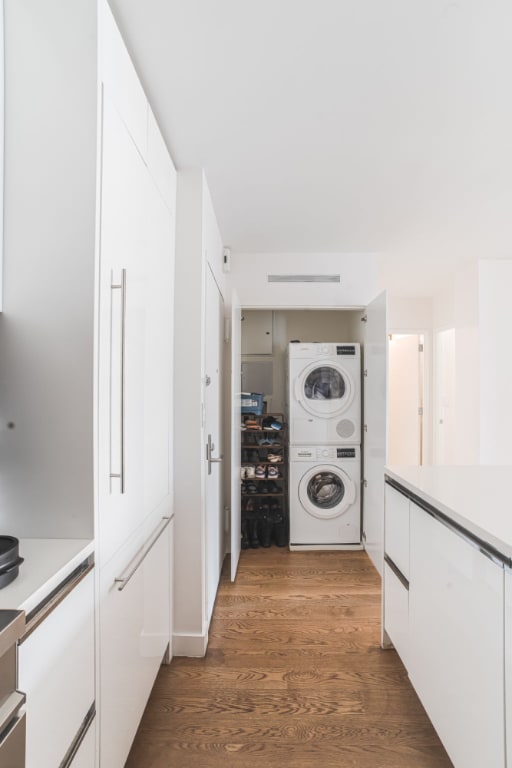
[18,570,95,768]
[384,483,410,579]
[408,504,504,768]
[241,310,273,354]
[99,510,172,768]
[383,483,410,663]
[97,93,174,567]
[68,723,96,768]
[100,1,148,159]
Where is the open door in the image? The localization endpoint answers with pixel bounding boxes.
[230,291,242,580]
[363,291,388,577]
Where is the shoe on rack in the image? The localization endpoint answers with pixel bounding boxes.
[246,482,258,494]
[268,453,283,463]
[255,464,266,478]
[259,513,273,548]
[266,479,280,494]
[241,518,250,549]
[249,518,259,548]
[267,465,279,479]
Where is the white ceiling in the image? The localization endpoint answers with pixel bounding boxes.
[110,0,512,296]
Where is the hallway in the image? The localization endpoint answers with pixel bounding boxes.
[126,549,452,767]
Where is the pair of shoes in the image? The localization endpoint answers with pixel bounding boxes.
[241,465,255,480]
[262,417,282,431]
[244,419,260,430]
[241,481,258,494]
[268,453,283,463]
[258,479,280,494]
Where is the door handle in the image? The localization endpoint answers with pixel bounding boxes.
[206,433,223,475]
[110,269,126,493]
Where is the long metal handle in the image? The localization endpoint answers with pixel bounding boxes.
[110,269,126,493]
[206,433,224,475]
[0,692,25,736]
[115,516,171,591]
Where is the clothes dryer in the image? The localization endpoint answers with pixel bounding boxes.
[288,342,361,444]
[289,444,361,548]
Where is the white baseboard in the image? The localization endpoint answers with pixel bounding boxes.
[172,631,208,657]
[288,543,364,551]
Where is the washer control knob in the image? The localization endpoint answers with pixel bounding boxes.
[322,448,329,458]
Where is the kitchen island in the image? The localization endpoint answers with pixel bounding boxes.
[384,465,512,768]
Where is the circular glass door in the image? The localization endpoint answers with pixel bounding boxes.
[298,465,356,519]
[296,361,355,418]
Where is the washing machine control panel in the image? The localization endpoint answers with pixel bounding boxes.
[337,448,356,458]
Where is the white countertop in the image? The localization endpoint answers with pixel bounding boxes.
[385,465,512,561]
[0,538,94,614]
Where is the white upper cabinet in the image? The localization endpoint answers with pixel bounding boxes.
[100,1,148,159]
[147,107,177,213]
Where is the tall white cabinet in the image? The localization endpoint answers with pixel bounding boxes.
[2,1,176,765]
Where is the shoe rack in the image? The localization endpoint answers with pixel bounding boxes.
[240,412,288,549]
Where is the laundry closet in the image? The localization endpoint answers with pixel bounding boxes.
[239,307,371,557]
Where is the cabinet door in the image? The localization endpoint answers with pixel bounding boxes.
[384,484,409,579]
[98,94,173,566]
[101,0,148,159]
[99,511,171,768]
[409,504,504,768]
[69,722,95,768]
[18,572,95,768]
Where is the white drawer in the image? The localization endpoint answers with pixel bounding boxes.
[18,570,95,768]
[99,508,171,768]
[69,718,96,768]
[384,484,410,579]
[383,561,409,668]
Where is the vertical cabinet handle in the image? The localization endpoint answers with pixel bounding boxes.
[110,269,126,493]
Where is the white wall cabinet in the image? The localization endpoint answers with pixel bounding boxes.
[241,310,273,355]
[408,503,504,768]
[18,571,95,768]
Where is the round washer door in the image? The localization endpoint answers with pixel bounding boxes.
[295,360,355,418]
[298,464,356,519]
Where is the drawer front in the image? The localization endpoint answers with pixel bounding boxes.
[99,509,171,767]
[384,484,410,579]
[18,571,95,768]
[383,562,409,668]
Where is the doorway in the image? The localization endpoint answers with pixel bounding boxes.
[387,333,426,466]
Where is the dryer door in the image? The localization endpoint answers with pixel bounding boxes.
[298,465,356,519]
[295,361,355,418]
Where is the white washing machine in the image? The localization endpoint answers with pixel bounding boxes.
[289,444,361,549]
[288,342,361,444]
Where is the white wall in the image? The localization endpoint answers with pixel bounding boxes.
[0,0,97,537]
[229,253,379,308]
[174,169,225,655]
[453,263,480,464]
[174,170,206,653]
[479,260,512,464]
[388,296,433,331]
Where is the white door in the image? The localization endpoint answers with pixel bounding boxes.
[363,291,388,576]
[204,265,224,623]
[388,334,422,465]
[230,291,242,580]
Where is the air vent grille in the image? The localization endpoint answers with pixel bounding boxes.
[267,274,341,284]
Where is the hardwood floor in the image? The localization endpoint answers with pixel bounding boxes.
[126,549,453,768]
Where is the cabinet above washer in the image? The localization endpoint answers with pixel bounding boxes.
[241,310,273,355]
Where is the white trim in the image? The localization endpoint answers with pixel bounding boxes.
[172,631,208,658]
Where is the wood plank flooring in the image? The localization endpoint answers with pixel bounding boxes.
[125,549,453,768]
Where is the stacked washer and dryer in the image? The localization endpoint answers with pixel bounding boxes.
[288,342,362,549]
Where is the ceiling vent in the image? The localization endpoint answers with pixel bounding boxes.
[267,274,341,284]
